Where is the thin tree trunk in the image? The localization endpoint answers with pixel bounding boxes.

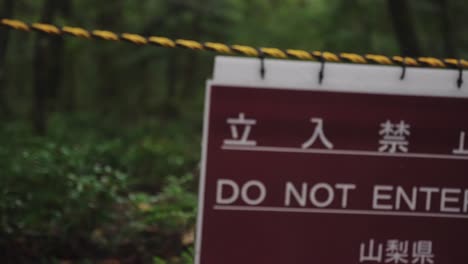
[33,36,50,135]
[61,0,76,113]
[32,0,63,134]
[46,37,65,106]
[182,13,201,98]
[163,1,184,113]
[166,51,178,101]
[163,50,181,118]
[64,53,76,112]
[96,1,122,113]
[48,0,70,104]
[137,61,150,114]
[435,0,456,57]
[0,0,15,117]
[387,0,422,57]
[182,52,198,98]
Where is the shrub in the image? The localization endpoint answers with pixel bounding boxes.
[0,114,200,262]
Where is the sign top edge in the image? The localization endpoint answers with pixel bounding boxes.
[211,56,468,98]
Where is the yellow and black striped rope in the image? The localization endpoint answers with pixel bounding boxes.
[2,18,468,69]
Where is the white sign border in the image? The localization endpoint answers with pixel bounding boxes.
[211,56,467,98]
[195,80,212,264]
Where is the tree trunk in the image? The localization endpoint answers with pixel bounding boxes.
[435,0,456,57]
[182,13,201,98]
[46,37,65,105]
[32,0,66,134]
[163,1,184,114]
[0,0,15,117]
[166,51,178,101]
[163,50,181,118]
[96,1,122,113]
[62,0,75,113]
[48,0,70,104]
[64,53,76,112]
[387,0,422,57]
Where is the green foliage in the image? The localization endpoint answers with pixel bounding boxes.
[153,247,194,264]
[0,127,129,237]
[0,114,200,261]
[121,120,201,189]
[129,174,197,232]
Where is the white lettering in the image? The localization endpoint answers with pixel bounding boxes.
[373,185,393,210]
[285,182,307,207]
[309,183,334,208]
[216,179,239,205]
[241,180,266,205]
[464,190,468,213]
[440,188,461,213]
[396,186,417,211]
[335,183,356,208]
[419,187,439,211]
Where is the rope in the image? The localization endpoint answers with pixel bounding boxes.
[1,18,468,69]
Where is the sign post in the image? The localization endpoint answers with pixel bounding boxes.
[196,56,468,264]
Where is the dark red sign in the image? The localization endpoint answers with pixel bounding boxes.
[196,84,468,264]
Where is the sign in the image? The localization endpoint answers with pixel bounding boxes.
[195,56,468,264]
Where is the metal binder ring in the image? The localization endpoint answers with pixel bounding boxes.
[400,57,407,80]
[258,49,266,80]
[318,54,325,85]
[457,59,464,89]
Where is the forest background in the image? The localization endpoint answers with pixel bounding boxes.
[0,0,467,263]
